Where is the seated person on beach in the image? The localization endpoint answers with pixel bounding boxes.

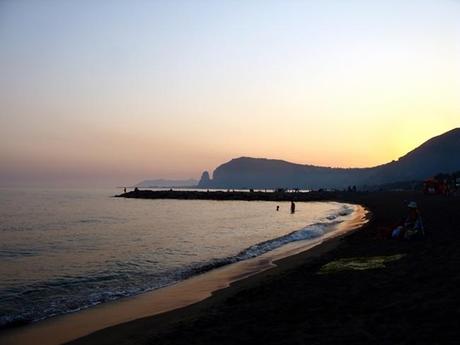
[391,201,424,240]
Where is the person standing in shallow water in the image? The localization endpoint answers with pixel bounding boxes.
[290,201,296,214]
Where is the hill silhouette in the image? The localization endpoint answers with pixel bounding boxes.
[198,128,460,189]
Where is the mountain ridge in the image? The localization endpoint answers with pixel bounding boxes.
[198,128,460,189]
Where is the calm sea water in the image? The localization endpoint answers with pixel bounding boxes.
[0,188,355,328]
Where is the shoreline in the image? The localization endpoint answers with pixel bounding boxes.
[66,191,460,345]
[0,203,367,345]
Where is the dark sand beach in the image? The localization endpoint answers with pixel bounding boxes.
[63,191,460,345]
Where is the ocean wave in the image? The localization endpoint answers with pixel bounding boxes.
[179,204,356,276]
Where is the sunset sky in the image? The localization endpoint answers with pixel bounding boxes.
[1,0,459,187]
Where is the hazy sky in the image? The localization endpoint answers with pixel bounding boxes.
[1,0,459,187]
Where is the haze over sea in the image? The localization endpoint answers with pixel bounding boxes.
[0,188,356,328]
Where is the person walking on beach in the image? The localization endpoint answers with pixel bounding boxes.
[276,205,280,211]
[290,201,296,214]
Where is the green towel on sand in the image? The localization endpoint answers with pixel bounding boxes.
[318,254,406,274]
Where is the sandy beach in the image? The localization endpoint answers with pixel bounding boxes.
[66,191,460,345]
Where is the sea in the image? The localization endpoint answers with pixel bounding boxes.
[0,187,357,328]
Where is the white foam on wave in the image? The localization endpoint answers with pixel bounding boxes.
[235,223,327,260]
[183,203,356,275]
[234,204,354,260]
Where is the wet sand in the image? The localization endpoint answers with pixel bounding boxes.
[0,204,366,345]
[64,191,460,345]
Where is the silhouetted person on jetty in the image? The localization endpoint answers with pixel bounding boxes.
[290,201,296,214]
[124,187,127,193]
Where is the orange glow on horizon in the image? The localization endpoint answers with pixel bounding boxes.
[0,1,459,186]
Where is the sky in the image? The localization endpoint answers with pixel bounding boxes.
[1,0,459,187]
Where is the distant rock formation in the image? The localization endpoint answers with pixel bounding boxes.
[198,128,460,189]
[135,179,198,188]
[197,171,211,188]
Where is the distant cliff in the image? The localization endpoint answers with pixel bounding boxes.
[197,171,211,188]
[198,128,460,189]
